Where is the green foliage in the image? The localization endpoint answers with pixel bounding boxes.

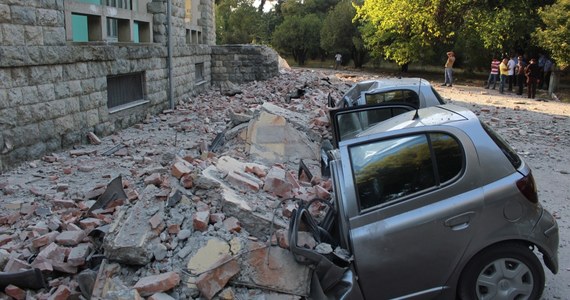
[280,0,340,17]
[534,0,570,69]
[271,14,323,65]
[354,0,453,66]
[216,0,270,44]
[321,0,367,66]
[354,0,558,69]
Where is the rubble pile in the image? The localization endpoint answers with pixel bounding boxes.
[0,68,363,299]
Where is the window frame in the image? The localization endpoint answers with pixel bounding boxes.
[348,131,464,212]
[364,89,420,108]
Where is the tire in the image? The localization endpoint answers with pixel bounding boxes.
[458,243,545,300]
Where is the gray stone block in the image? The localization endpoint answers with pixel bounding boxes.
[43,27,65,46]
[11,5,37,25]
[0,4,10,23]
[37,84,55,101]
[38,119,56,140]
[37,8,61,26]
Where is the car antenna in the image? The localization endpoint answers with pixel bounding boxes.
[413,78,421,120]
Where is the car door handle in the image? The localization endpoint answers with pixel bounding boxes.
[444,212,475,231]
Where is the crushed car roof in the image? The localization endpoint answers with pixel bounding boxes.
[355,104,473,137]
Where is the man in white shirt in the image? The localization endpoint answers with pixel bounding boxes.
[507,55,516,92]
[335,53,342,70]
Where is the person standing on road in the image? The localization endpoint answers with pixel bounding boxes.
[507,54,516,92]
[442,51,455,87]
[334,53,342,70]
[485,56,500,89]
[499,58,509,94]
[525,58,540,99]
[515,55,526,96]
[542,57,553,90]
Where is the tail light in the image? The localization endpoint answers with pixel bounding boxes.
[516,171,538,203]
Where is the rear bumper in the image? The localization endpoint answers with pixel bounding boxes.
[534,208,559,274]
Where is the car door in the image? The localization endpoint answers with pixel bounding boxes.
[338,129,483,299]
[321,104,417,177]
[329,103,416,148]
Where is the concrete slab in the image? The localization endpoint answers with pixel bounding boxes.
[103,185,163,265]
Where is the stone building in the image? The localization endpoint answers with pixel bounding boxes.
[0,0,279,170]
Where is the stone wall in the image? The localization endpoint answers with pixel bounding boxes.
[211,45,280,85]
[0,1,279,171]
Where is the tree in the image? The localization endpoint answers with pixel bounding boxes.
[216,0,269,44]
[354,0,453,67]
[271,14,322,65]
[354,0,556,69]
[534,0,570,70]
[320,0,367,67]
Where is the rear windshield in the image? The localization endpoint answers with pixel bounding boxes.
[431,87,446,104]
[480,121,522,169]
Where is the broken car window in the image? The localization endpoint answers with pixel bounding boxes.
[349,132,463,210]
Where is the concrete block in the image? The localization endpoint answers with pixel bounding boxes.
[103,185,163,265]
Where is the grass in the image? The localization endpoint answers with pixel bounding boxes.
[287,58,570,103]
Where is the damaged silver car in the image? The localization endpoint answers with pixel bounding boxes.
[291,104,559,299]
[322,78,445,176]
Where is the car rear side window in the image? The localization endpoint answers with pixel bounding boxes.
[365,90,420,108]
[480,121,522,168]
[349,132,463,210]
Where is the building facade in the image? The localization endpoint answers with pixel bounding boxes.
[0,0,279,170]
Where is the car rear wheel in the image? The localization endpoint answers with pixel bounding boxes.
[458,243,545,300]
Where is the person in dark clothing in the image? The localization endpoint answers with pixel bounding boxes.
[515,56,526,95]
[525,58,540,99]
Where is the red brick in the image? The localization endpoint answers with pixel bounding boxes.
[272,229,290,249]
[245,165,267,178]
[79,217,103,230]
[193,211,210,232]
[133,271,180,297]
[180,173,194,189]
[314,185,330,199]
[313,115,329,126]
[171,162,192,179]
[285,171,301,190]
[3,257,31,272]
[144,173,163,186]
[52,199,76,209]
[47,285,71,300]
[226,171,261,192]
[167,224,180,234]
[209,213,225,224]
[68,243,92,266]
[195,201,210,212]
[5,284,25,300]
[196,254,240,300]
[282,201,296,218]
[0,212,19,225]
[222,217,241,233]
[31,231,60,249]
[0,234,13,246]
[55,230,86,246]
[263,167,293,198]
[87,132,101,145]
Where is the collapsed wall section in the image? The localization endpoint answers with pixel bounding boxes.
[211,45,280,85]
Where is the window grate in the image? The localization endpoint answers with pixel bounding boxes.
[107,72,145,109]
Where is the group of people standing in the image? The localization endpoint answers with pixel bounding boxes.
[485,53,554,99]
